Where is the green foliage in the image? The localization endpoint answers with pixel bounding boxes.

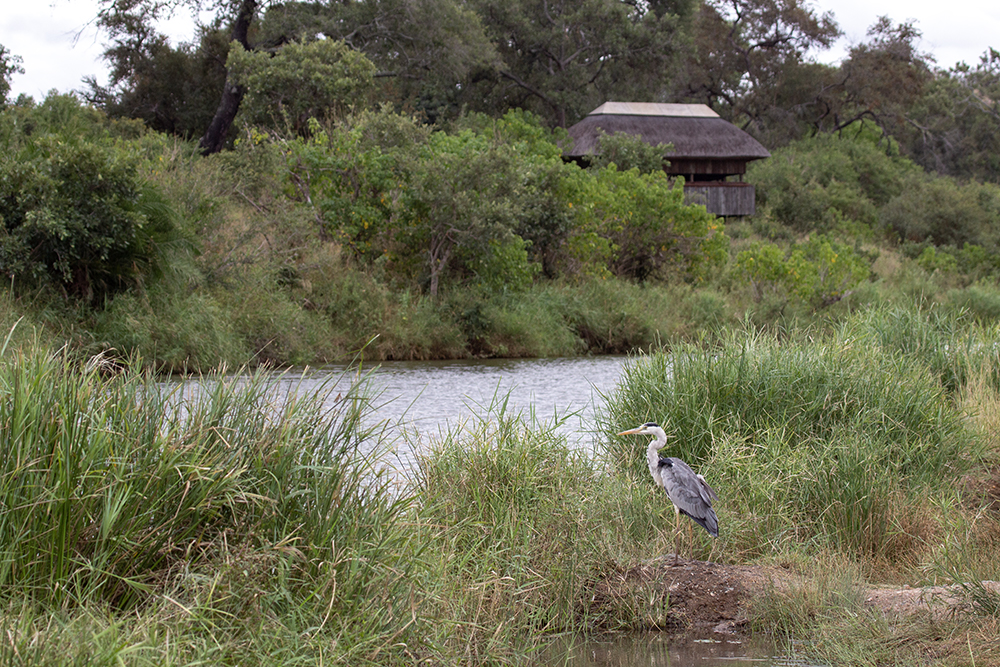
[229,39,377,135]
[880,175,1000,248]
[463,0,683,127]
[570,165,728,282]
[403,128,528,296]
[735,242,789,302]
[0,126,176,303]
[86,26,230,140]
[737,236,870,308]
[899,48,1000,183]
[0,43,23,106]
[283,114,413,265]
[598,311,980,558]
[258,0,500,121]
[750,132,919,235]
[589,130,671,174]
[916,246,958,274]
[94,287,248,372]
[465,235,540,294]
[283,110,584,296]
[785,235,871,306]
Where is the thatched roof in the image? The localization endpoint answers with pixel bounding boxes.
[563,102,771,161]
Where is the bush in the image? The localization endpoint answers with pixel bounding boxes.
[749,132,918,235]
[0,94,181,305]
[880,176,1000,249]
[0,138,176,304]
[94,287,248,373]
[736,236,871,308]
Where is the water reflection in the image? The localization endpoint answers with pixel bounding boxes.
[543,633,815,667]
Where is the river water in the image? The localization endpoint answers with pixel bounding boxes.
[543,633,814,666]
[346,355,628,439]
[238,355,632,479]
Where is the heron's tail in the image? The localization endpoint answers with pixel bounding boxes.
[680,507,719,538]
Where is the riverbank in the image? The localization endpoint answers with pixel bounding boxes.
[7,95,1000,376]
[592,551,1000,664]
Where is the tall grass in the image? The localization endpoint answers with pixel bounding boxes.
[412,394,673,659]
[596,308,982,563]
[0,345,426,663]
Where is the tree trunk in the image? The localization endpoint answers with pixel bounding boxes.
[198,0,258,155]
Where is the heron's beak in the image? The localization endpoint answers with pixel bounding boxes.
[617,427,644,436]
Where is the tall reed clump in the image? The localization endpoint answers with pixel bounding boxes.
[0,345,427,664]
[596,308,981,565]
[840,304,997,393]
[412,396,666,660]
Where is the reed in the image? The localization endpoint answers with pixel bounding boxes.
[0,345,426,664]
[411,393,668,658]
[596,310,981,563]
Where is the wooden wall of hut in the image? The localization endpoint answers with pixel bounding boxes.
[666,158,749,177]
[683,182,756,217]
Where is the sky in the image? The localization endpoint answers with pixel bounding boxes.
[1,0,999,100]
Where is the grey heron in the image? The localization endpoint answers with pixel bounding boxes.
[618,422,718,563]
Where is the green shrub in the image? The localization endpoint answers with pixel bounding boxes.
[736,236,871,308]
[881,176,1000,248]
[0,138,177,304]
[946,284,1000,322]
[94,288,248,373]
[749,132,917,235]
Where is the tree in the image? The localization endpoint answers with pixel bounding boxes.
[227,39,377,135]
[567,166,728,282]
[403,130,527,297]
[256,0,499,122]
[671,0,840,142]
[95,0,260,153]
[898,48,1000,181]
[95,0,499,149]
[464,0,687,128]
[827,18,933,138]
[0,43,24,105]
[198,0,258,153]
[736,236,869,307]
[85,26,229,139]
[587,130,672,174]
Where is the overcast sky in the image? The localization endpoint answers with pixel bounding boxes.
[2,0,998,100]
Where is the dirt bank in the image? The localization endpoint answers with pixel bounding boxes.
[587,555,1000,632]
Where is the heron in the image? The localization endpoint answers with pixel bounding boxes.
[617,422,718,564]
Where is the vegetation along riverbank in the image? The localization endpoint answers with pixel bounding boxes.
[1,44,1000,371]
[2,308,1000,665]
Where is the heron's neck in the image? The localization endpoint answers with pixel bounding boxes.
[646,439,662,477]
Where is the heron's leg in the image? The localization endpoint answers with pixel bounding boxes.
[673,505,681,565]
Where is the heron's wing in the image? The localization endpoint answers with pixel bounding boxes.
[696,474,719,502]
[658,457,719,537]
